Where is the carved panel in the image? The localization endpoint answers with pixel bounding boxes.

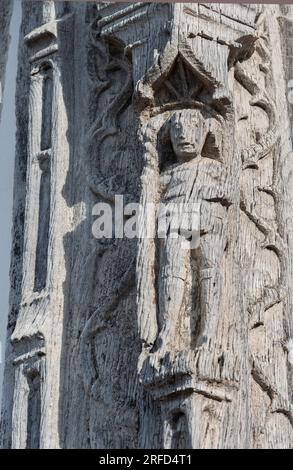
[235,13,293,446]
[134,28,244,448]
[78,10,141,449]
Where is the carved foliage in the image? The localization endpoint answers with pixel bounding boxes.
[87,21,133,149]
[235,14,293,442]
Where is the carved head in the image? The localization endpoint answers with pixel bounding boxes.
[170,109,207,162]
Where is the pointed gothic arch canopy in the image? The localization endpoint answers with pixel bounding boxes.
[134,38,232,117]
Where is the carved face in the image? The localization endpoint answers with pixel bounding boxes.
[170,110,207,162]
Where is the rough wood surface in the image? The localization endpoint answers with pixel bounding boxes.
[0,0,13,125]
[1,2,293,449]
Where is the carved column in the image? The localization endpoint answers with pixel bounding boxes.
[1,0,73,449]
[1,2,293,449]
[133,3,293,449]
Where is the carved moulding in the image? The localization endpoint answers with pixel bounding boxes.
[6,7,73,449]
[10,335,46,449]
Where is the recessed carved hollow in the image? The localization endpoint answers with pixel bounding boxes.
[26,370,41,449]
[134,39,231,117]
[154,54,215,110]
[34,64,53,293]
[164,410,192,449]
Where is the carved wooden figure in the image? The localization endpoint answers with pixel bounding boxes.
[1,2,293,450]
[155,108,228,355]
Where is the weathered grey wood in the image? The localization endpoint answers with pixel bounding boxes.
[0,0,13,125]
[1,2,293,449]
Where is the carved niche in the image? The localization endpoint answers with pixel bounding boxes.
[135,37,236,392]
[134,35,244,449]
